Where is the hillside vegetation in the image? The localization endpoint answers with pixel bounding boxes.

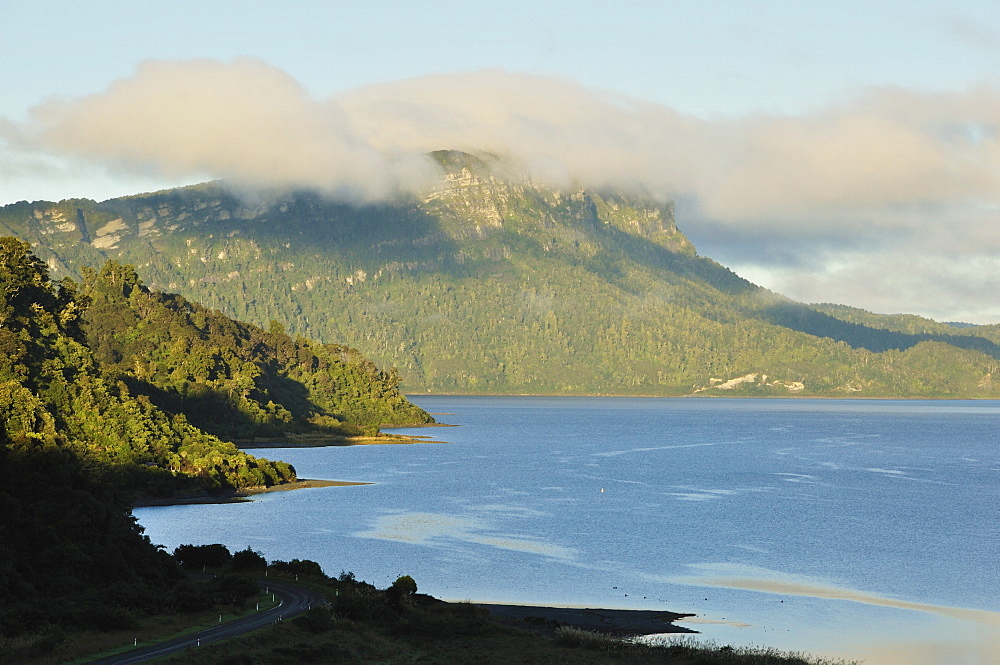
[0,237,268,645]
[0,236,430,494]
[81,261,432,441]
[3,150,999,396]
[0,237,433,651]
[0,237,295,496]
[0,236,863,664]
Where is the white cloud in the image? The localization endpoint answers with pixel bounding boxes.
[16,61,998,223]
[5,59,999,321]
[16,58,439,202]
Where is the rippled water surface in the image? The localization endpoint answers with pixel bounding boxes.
[135,397,1000,664]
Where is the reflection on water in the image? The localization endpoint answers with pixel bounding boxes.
[673,562,1000,627]
[356,511,578,561]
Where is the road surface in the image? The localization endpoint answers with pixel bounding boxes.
[85,579,327,665]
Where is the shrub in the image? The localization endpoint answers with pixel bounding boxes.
[173,543,232,569]
[231,547,267,572]
[296,605,337,633]
[206,574,259,606]
[390,575,417,596]
[269,558,325,578]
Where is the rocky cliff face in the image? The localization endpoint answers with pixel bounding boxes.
[9,151,692,285]
[423,150,690,255]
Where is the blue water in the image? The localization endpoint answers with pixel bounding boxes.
[134,397,1000,664]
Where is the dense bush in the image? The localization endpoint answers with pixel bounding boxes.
[269,558,325,579]
[173,544,233,569]
[231,547,267,572]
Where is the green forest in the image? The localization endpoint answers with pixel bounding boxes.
[0,237,430,496]
[80,260,432,441]
[0,237,294,497]
[3,151,998,397]
[0,236,434,657]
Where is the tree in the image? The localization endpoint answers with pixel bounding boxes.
[231,547,267,572]
[390,575,418,596]
[173,543,232,569]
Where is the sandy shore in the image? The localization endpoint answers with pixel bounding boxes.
[236,431,448,448]
[133,478,367,507]
[476,603,696,636]
[134,429,453,507]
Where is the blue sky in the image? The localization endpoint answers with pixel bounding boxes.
[1,1,998,322]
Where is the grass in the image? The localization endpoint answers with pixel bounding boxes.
[552,628,861,664]
[17,572,862,665]
[138,598,863,665]
[17,590,281,665]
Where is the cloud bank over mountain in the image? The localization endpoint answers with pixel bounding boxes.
[6,58,1000,322]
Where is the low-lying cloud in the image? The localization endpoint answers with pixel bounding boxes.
[6,58,1000,321]
[15,59,998,217]
[18,58,440,202]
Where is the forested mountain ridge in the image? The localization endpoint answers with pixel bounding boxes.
[0,236,275,645]
[0,237,296,495]
[0,236,431,495]
[3,150,999,396]
[81,261,433,441]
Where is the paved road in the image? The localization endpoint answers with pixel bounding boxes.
[85,580,327,665]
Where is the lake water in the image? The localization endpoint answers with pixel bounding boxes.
[134,397,1000,664]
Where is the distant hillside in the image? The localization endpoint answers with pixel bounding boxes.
[812,302,997,338]
[3,150,999,397]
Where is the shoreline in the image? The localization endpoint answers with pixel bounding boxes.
[474,603,696,636]
[406,392,997,401]
[133,478,368,507]
[135,428,453,508]
[235,431,449,449]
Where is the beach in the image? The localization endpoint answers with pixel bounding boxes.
[132,478,367,506]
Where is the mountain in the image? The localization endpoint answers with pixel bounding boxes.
[80,261,433,441]
[3,150,999,397]
[0,237,251,643]
[0,236,431,495]
[0,237,435,650]
[0,236,297,496]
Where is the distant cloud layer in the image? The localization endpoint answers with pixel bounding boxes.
[21,59,439,201]
[7,58,1000,321]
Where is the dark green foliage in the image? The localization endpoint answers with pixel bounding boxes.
[269,558,325,579]
[231,548,267,572]
[0,435,182,638]
[0,237,296,494]
[295,604,337,633]
[390,574,417,596]
[0,238,298,644]
[0,237,438,654]
[78,261,433,441]
[174,543,233,569]
[204,574,259,607]
[385,574,418,612]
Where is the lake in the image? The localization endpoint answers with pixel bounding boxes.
[134,397,1000,664]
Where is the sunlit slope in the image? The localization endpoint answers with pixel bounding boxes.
[3,151,998,396]
[80,261,433,441]
[0,237,295,496]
